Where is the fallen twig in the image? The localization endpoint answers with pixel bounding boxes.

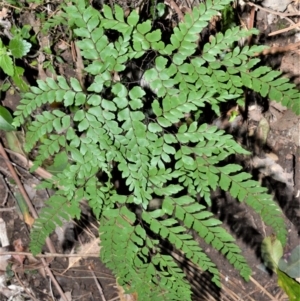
[0,173,9,206]
[268,21,300,36]
[249,276,278,301]
[0,251,99,257]
[0,140,69,301]
[164,0,184,21]
[0,206,16,212]
[14,272,39,301]
[220,273,256,301]
[74,42,85,89]
[0,142,53,240]
[89,265,107,301]
[0,218,10,247]
[254,40,300,56]
[4,148,53,180]
[248,2,300,17]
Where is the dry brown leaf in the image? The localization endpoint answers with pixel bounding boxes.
[28,2,40,9]
[23,211,35,227]
[12,239,25,265]
[62,238,100,274]
[117,282,138,301]
[0,218,9,247]
[59,291,72,301]
[0,219,11,273]
[57,40,69,51]
[0,280,25,300]
[0,247,11,273]
[0,8,8,19]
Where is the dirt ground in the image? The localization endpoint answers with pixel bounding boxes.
[0,1,299,301]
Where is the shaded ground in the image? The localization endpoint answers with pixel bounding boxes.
[0,1,299,301]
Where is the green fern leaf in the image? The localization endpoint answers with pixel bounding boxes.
[218,165,287,245]
[13,1,299,299]
[30,193,81,255]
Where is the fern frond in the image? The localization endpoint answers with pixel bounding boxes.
[24,110,69,152]
[85,177,113,217]
[218,164,287,245]
[13,76,75,127]
[174,123,286,244]
[100,207,191,300]
[13,0,299,299]
[151,253,192,300]
[162,195,251,281]
[245,68,299,114]
[142,210,221,286]
[218,47,300,114]
[30,135,67,171]
[30,193,81,255]
[161,0,233,59]
[172,123,249,202]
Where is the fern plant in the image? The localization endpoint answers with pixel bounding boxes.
[13,0,300,299]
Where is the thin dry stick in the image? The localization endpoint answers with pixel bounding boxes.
[249,276,278,301]
[0,2,22,10]
[244,5,256,45]
[220,273,256,301]
[0,140,69,301]
[0,142,55,248]
[164,0,185,21]
[89,265,107,301]
[14,271,39,301]
[285,17,299,27]
[248,2,300,17]
[0,173,9,205]
[0,206,16,212]
[254,40,300,56]
[74,42,85,89]
[171,249,247,301]
[4,148,53,180]
[269,21,300,36]
[107,296,120,301]
[0,251,100,257]
[221,283,245,301]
